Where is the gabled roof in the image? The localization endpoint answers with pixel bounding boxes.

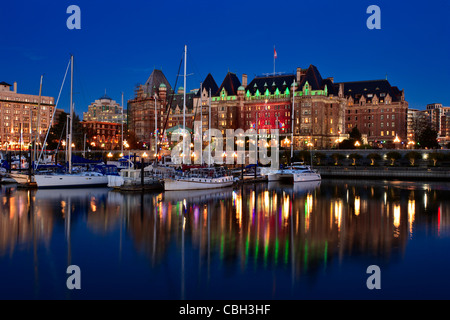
[143,69,173,96]
[246,74,296,95]
[196,73,219,97]
[215,72,241,96]
[298,65,324,91]
[0,81,12,86]
[337,79,403,102]
[169,92,195,111]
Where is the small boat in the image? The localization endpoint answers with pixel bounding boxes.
[164,167,234,191]
[35,171,108,189]
[107,166,163,191]
[268,162,321,183]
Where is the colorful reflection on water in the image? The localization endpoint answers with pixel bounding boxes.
[1,179,450,299]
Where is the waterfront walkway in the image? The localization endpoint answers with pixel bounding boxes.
[317,166,450,180]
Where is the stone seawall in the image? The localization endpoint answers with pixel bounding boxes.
[317,167,450,181]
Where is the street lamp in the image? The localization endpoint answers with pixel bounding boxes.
[394,135,401,149]
[354,141,361,148]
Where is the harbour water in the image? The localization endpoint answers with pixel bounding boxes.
[1,179,449,300]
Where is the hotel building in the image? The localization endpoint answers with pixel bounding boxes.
[83,94,126,124]
[127,66,409,151]
[339,79,409,146]
[0,81,55,149]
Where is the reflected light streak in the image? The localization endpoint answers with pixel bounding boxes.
[394,204,401,230]
[333,200,343,231]
[408,200,415,237]
[354,196,360,216]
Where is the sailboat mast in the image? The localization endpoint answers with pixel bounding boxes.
[183,45,187,164]
[121,92,124,156]
[34,75,43,169]
[291,81,295,161]
[68,55,74,173]
[200,82,203,165]
[154,93,157,160]
[208,88,211,167]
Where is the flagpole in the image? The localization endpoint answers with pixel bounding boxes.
[273,46,276,75]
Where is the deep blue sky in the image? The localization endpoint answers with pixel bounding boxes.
[1,0,449,115]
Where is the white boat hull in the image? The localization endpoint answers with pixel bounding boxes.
[35,174,109,189]
[293,172,321,182]
[268,171,321,183]
[9,172,35,185]
[164,176,234,191]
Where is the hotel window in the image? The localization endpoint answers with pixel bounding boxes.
[381,115,384,120]
[381,131,384,136]
[386,131,390,136]
[381,123,384,128]
[392,122,395,128]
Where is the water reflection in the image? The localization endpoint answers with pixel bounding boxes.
[0,180,449,299]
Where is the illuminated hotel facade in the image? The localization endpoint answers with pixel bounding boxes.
[0,81,55,150]
[127,66,409,151]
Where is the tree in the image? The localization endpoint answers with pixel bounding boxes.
[338,139,356,150]
[296,150,311,164]
[428,152,444,167]
[405,151,421,166]
[367,153,381,166]
[47,111,69,150]
[349,126,362,141]
[314,152,327,166]
[385,151,401,166]
[349,153,362,166]
[331,153,345,166]
[418,126,439,149]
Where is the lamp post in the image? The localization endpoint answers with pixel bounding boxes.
[307,142,314,166]
[394,135,401,149]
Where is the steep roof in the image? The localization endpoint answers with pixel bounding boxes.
[337,79,403,102]
[169,92,195,111]
[298,65,324,91]
[215,72,241,96]
[0,81,12,86]
[143,69,173,96]
[246,74,296,95]
[196,73,219,97]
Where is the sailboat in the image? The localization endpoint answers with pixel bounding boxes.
[163,46,233,191]
[35,56,110,189]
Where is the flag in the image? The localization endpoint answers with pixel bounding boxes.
[274,47,277,59]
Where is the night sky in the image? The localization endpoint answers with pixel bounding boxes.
[1,0,449,114]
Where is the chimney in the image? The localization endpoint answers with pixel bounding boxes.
[327,77,334,83]
[296,68,301,83]
[13,82,17,93]
[242,74,247,87]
